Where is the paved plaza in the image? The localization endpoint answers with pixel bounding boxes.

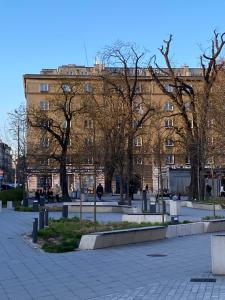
[1,204,225,299]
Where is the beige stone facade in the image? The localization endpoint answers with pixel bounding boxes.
[24,64,202,193]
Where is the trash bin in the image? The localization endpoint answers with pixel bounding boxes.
[171,216,179,224]
[150,203,156,213]
[33,200,39,212]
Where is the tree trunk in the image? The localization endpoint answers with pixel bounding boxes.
[190,159,199,200]
[60,159,70,202]
[104,166,115,193]
[126,135,133,206]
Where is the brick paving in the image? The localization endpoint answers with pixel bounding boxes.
[0,207,225,299]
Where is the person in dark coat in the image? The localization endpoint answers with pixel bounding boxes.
[96,183,103,201]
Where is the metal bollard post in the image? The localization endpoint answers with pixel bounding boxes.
[62,205,68,218]
[32,218,38,243]
[33,200,39,212]
[39,211,45,230]
[162,200,166,214]
[142,190,147,212]
[44,209,49,226]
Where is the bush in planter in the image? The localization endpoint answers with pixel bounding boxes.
[0,188,23,206]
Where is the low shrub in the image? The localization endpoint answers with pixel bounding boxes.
[202,215,225,220]
[0,188,23,205]
[37,218,167,253]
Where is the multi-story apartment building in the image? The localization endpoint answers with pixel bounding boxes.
[0,141,12,185]
[24,64,203,194]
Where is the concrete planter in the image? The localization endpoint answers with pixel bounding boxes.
[79,226,166,250]
[211,234,225,275]
[63,202,141,214]
[122,213,169,223]
[169,200,181,216]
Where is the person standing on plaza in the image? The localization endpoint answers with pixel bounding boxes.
[96,183,103,201]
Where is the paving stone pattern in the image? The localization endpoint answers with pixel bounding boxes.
[0,208,225,299]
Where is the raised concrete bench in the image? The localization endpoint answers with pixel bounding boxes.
[122,213,170,223]
[186,202,222,210]
[166,222,205,238]
[79,226,166,250]
[63,202,140,214]
[203,219,225,233]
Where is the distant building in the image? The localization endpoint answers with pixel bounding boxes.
[24,64,204,192]
[0,141,12,185]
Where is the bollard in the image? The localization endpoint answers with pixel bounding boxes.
[162,200,166,214]
[32,218,38,243]
[44,209,49,226]
[0,200,2,212]
[62,205,68,218]
[7,201,13,209]
[33,200,39,212]
[142,190,147,212]
[39,211,45,230]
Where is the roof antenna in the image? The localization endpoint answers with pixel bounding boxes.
[84,42,89,67]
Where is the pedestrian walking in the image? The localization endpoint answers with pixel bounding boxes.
[96,183,103,201]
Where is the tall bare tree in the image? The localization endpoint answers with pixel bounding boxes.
[149,31,225,200]
[8,104,27,198]
[100,42,155,204]
[28,79,85,201]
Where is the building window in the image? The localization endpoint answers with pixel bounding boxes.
[133,137,142,147]
[134,156,143,165]
[133,102,144,114]
[185,156,190,164]
[165,139,174,147]
[206,157,214,165]
[85,157,94,165]
[40,137,49,148]
[84,83,92,93]
[184,102,190,112]
[188,119,193,128]
[165,154,174,165]
[61,120,71,130]
[40,158,49,166]
[84,119,93,129]
[66,155,73,165]
[135,84,142,93]
[164,84,173,92]
[164,102,174,111]
[40,100,49,111]
[85,136,94,146]
[40,83,49,92]
[165,119,173,128]
[133,120,142,128]
[62,84,71,92]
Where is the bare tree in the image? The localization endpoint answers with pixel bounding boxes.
[28,79,85,201]
[8,104,27,201]
[100,42,155,205]
[148,31,225,200]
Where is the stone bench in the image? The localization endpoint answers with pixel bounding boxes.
[63,202,140,214]
[122,213,170,223]
[79,226,166,250]
[203,218,225,233]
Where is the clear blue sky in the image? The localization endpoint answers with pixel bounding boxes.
[1,0,225,144]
